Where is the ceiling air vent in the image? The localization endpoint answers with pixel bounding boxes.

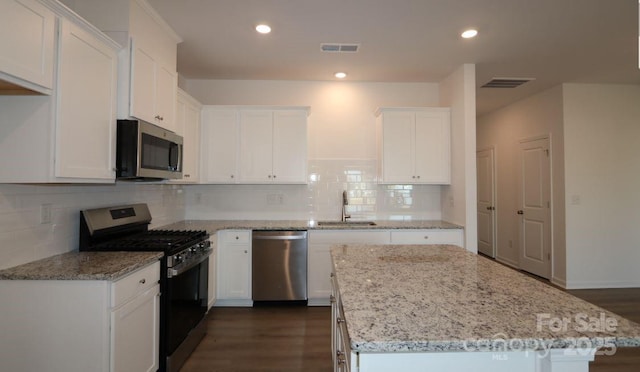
[481,77,535,88]
[321,43,360,53]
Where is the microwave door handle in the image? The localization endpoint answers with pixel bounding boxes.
[168,142,181,171]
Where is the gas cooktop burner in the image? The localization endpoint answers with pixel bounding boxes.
[93,229,209,254]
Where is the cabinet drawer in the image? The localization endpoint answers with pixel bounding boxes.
[390,229,463,246]
[221,230,251,244]
[111,261,160,308]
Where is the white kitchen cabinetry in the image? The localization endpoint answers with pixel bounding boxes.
[390,229,464,247]
[200,106,309,184]
[376,107,451,184]
[173,88,202,183]
[308,230,390,306]
[208,242,217,309]
[239,108,309,184]
[62,0,181,132]
[0,4,119,183]
[216,230,252,307]
[0,0,55,94]
[0,261,160,372]
[331,272,353,372]
[200,107,239,183]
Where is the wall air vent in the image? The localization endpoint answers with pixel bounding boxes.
[321,43,360,53]
[481,77,535,88]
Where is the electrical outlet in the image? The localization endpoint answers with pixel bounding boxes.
[40,204,52,224]
[267,194,284,205]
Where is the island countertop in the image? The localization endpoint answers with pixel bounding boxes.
[0,251,163,281]
[331,244,640,353]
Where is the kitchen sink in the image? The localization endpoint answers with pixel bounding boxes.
[316,220,377,227]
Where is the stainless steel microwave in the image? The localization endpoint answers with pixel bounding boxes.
[116,119,183,180]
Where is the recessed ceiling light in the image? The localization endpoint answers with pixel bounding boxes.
[256,24,271,34]
[461,29,478,39]
[334,72,347,79]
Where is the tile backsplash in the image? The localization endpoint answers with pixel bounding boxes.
[186,159,442,221]
[0,183,185,270]
[1,160,444,270]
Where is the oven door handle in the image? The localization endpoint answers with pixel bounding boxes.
[167,250,213,278]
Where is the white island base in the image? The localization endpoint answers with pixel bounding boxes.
[347,349,597,372]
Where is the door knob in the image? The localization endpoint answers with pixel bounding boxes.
[517,210,524,215]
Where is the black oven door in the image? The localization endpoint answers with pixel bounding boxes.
[165,256,209,357]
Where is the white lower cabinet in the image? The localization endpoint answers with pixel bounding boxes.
[216,230,252,306]
[208,243,217,309]
[0,261,160,372]
[308,230,390,306]
[390,229,464,247]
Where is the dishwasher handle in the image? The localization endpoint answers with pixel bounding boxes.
[253,234,307,241]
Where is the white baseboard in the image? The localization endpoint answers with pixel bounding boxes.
[214,299,253,307]
[307,298,330,306]
[565,280,640,289]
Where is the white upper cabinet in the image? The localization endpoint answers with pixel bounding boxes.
[0,0,55,94]
[55,17,118,180]
[201,106,309,184]
[62,0,181,132]
[376,107,451,184]
[0,3,119,183]
[239,108,309,184]
[128,0,179,131]
[173,89,202,183]
[200,107,239,183]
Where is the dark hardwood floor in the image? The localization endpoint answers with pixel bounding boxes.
[181,288,640,372]
[569,288,640,372]
[180,306,332,372]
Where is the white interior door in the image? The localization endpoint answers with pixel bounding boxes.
[518,136,551,279]
[476,148,496,257]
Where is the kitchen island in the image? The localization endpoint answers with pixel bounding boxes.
[330,244,640,372]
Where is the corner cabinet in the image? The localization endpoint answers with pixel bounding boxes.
[0,2,119,183]
[0,261,161,372]
[376,107,451,184]
[0,0,56,94]
[200,106,309,184]
[172,89,202,183]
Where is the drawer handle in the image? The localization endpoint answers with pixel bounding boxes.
[337,317,345,324]
[139,278,146,284]
[235,236,239,240]
[424,236,429,239]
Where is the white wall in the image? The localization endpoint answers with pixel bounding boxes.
[184,79,447,221]
[563,83,640,288]
[0,183,185,270]
[439,64,477,251]
[476,86,566,284]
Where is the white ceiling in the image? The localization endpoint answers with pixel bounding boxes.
[147,0,640,115]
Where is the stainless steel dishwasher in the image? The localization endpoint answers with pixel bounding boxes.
[252,230,308,303]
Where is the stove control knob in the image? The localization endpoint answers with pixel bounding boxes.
[174,255,182,262]
[190,247,197,253]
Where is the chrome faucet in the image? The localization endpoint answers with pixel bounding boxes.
[341,190,351,222]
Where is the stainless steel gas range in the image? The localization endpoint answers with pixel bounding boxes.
[80,204,211,372]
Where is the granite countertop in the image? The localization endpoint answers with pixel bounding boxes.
[0,251,163,281]
[331,244,640,353]
[160,219,462,234]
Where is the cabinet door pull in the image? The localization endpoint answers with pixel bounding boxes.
[424,236,429,240]
[139,278,146,284]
